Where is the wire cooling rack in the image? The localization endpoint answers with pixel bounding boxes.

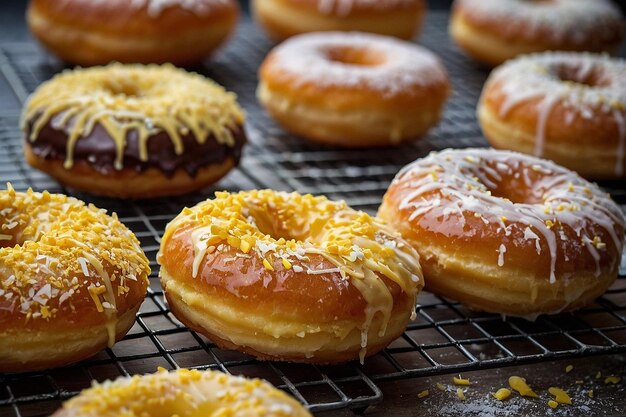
[1,11,625,416]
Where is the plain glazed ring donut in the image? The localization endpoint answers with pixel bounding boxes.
[257,32,449,147]
[478,52,626,180]
[379,148,625,319]
[252,0,426,41]
[27,0,239,65]
[52,368,312,417]
[21,63,246,199]
[0,185,150,372]
[158,190,423,363]
[450,0,625,66]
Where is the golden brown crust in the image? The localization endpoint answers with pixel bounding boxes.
[25,145,237,199]
[0,306,138,373]
[253,0,426,41]
[27,0,239,65]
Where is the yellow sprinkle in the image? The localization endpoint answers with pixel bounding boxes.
[281,258,292,269]
[500,216,507,223]
[545,220,555,229]
[596,371,602,379]
[436,383,446,391]
[492,388,511,401]
[549,387,572,405]
[568,183,574,192]
[588,390,594,398]
[240,239,251,253]
[453,376,471,386]
[262,258,274,271]
[508,376,538,398]
[565,365,573,373]
[548,400,559,409]
[456,388,465,401]
[604,376,621,384]
[575,380,583,384]
[418,390,429,399]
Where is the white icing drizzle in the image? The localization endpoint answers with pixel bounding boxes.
[391,148,625,284]
[266,31,447,98]
[317,0,419,16]
[456,0,624,44]
[482,52,626,175]
[128,0,229,17]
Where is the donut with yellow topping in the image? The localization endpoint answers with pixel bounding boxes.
[0,185,150,372]
[379,148,625,318]
[21,63,246,199]
[52,368,311,417]
[158,190,423,363]
[27,0,239,66]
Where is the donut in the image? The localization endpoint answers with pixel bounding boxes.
[450,0,625,66]
[379,148,625,319]
[257,32,449,147]
[52,368,312,417]
[27,0,239,66]
[0,185,150,372]
[158,190,423,363]
[252,0,426,41]
[478,52,626,180]
[21,63,246,199]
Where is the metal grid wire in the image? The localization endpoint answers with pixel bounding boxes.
[1,11,625,416]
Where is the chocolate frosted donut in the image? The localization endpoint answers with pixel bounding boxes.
[21,63,246,199]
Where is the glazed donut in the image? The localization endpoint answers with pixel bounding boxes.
[450,0,625,66]
[0,185,150,372]
[52,368,312,417]
[257,32,449,147]
[158,190,423,363]
[21,63,246,199]
[379,148,625,319]
[478,52,626,180]
[252,0,426,41]
[27,0,239,66]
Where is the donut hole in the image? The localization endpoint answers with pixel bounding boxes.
[487,182,542,205]
[246,204,306,242]
[554,64,610,88]
[326,47,385,67]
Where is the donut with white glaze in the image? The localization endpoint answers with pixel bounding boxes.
[478,52,626,179]
[379,148,625,319]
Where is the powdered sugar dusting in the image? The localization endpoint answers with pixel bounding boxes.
[267,32,447,98]
[455,0,624,44]
[129,0,229,17]
[317,0,420,16]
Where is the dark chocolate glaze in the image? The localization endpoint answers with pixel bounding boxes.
[24,119,246,177]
